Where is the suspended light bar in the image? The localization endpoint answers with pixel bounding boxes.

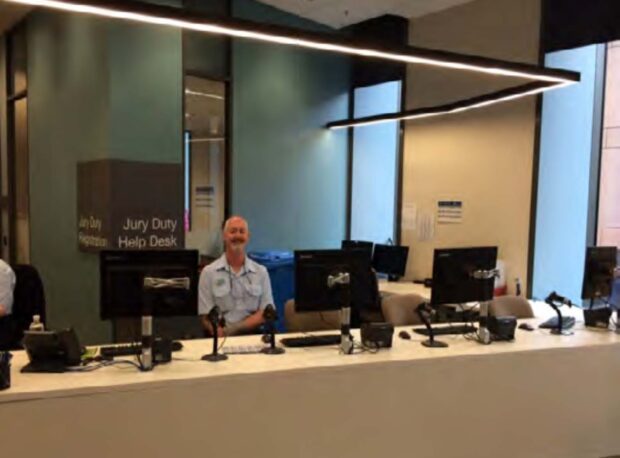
[5,0,579,84]
[3,0,580,128]
[185,89,224,100]
[327,81,567,129]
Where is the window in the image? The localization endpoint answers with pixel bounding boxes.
[183,75,227,259]
[349,80,402,244]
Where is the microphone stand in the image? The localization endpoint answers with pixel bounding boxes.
[261,305,285,355]
[201,307,228,362]
[416,302,448,348]
[545,292,574,336]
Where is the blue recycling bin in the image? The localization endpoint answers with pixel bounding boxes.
[248,251,294,332]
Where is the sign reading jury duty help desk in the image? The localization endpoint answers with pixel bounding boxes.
[77,159,184,252]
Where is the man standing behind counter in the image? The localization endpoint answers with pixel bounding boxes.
[199,216,273,336]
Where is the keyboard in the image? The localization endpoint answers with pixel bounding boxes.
[280,334,341,348]
[539,315,576,330]
[413,324,477,336]
[222,345,266,355]
[100,340,183,358]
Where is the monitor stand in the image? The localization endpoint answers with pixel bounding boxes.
[387,275,400,283]
[141,315,154,371]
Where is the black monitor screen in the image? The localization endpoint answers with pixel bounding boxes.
[430,247,498,306]
[341,240,374,260]
[581,246,617,300]
[100,250,199,319]
[295,249,376,313]
[372,244,409,278]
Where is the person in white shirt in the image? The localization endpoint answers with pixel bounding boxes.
[198,216,274,336]
[0,259,16,318]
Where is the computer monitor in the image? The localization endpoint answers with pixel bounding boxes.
[341,240,374,260]
[581,246,617,301]
[294,249,376,314]
[372,244,409,280]
[430,247,498,306]
[100,250,199,319]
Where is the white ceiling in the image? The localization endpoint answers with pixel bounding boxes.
[0,0,474,34]
[259,0,475,28]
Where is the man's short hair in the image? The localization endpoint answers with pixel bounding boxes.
[222,216,248,232]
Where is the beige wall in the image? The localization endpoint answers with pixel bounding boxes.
[597,41,620,247]
[402,0,541,293]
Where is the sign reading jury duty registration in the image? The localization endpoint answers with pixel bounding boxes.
[77,159,184,252]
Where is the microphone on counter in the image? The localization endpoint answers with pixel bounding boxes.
[544,291,574,336]
[546,291,573,307]
[201,306,228,363]
[261,304,285,355]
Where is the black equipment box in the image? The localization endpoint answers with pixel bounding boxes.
[360,323,394,349]
[583,307,612,329]
[487,316,516,341]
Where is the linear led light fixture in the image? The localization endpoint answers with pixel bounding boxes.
[4,0,580,128]
[184,89,224,100]
[4,0,579,81]
[189,137,225,143]
[327,81,566,129]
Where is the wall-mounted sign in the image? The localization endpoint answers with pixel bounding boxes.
[437,200,463,224]
[77,159,184,252]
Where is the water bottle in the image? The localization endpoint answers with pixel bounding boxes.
[29,315,45,332]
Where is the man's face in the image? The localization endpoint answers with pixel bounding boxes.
[224,218,249,254]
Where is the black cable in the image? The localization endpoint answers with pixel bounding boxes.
[217,333,227,352]
[68,359,144,372]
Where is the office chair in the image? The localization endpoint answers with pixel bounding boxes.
[283,299,340,333]
[381,293,427,326]
[489,295,534,319]
[0,264,46,350]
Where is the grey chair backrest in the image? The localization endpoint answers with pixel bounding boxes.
[283,299,340,333]
[381,293,427,326]
[489,295,534,319]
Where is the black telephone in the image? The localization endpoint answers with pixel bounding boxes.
[21,328,82,373]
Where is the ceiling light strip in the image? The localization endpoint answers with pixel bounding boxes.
[185,89,224,100]
[326,81,563,129]
[5,0,580,84]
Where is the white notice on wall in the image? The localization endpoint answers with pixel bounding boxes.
[437,201,463,224]
[402,203,417,231]
[416,212,435,241]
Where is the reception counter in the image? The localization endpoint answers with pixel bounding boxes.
[1,305,619,458]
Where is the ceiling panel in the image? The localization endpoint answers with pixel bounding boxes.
[259,0,475,28]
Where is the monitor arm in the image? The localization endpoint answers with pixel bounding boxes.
[469,269,499,344]
[471,269,500,280]
[328,272,353,355]
[143,277,190,289]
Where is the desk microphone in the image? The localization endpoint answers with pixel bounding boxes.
[261,305,285,355]
[545,291,574,336]
[547,291,573,307]
[201,306,228,362]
